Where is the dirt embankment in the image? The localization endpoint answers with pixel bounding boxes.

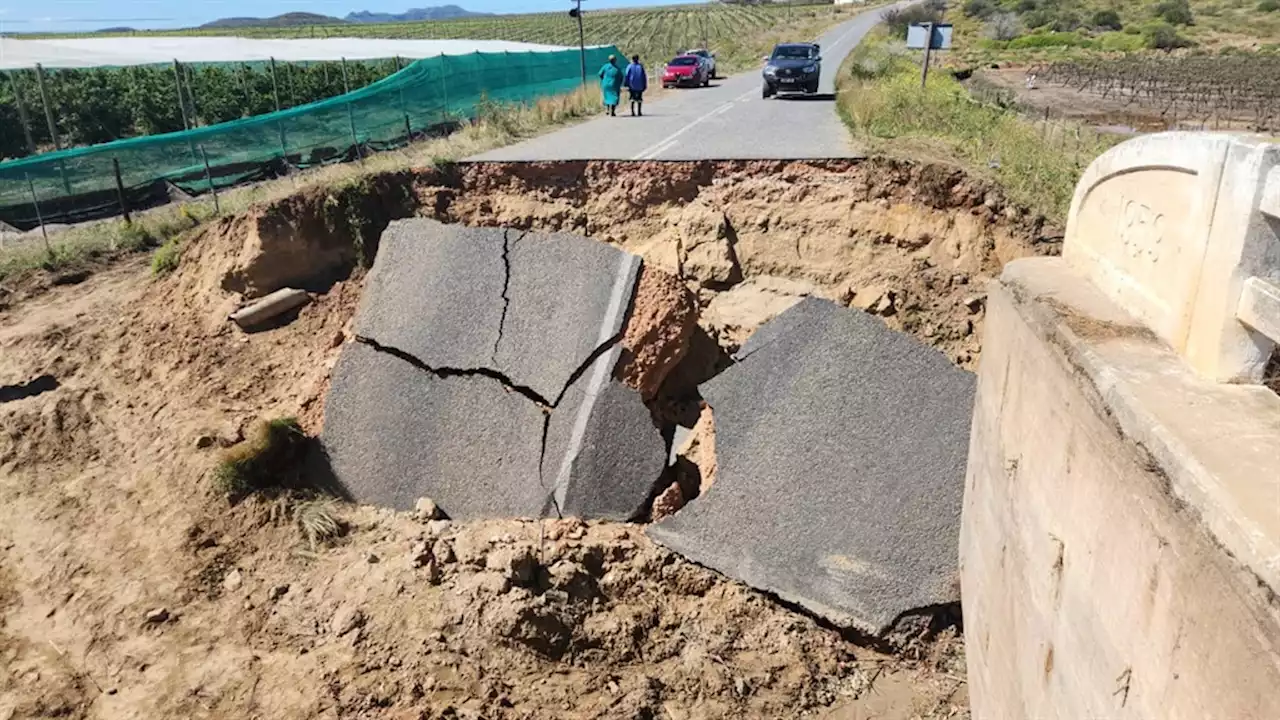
[0,158,1049,719]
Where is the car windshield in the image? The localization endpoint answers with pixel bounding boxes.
[772,46,813,59]
[669,57,699,66]
[691,50,709,57]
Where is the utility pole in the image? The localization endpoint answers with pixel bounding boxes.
[569,0,586,85]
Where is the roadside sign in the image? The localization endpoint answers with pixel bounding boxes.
[907,23,953,50]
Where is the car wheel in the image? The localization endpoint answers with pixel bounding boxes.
[762,82,773,99]
[806,81,819,94]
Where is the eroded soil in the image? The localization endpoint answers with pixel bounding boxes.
[0,158,1051,719]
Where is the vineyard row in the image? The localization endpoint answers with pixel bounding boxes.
[1034,56,1280,131]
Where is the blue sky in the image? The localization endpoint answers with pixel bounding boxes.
[0,0,692,33]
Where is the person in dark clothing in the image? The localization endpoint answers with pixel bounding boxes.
[623,54,648,117]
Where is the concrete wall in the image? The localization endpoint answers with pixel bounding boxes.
[963,258,1280,719]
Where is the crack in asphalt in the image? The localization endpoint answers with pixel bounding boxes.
[358,328,627,521]
[491,229,525,363]
[356,335,553,408]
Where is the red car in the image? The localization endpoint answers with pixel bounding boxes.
[662,54,710,88]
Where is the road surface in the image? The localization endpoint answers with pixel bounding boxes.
[469,2,908,161]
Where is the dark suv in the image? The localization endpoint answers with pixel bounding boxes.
[762,42,821,98]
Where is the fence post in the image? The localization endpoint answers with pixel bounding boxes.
[7,70,37,155]
[33,64,61,151]
[269,57,282,112]
[25,174,50,256]
[112,158,131,224]
[285,60,297,108]
[341,57,362,161]
[33,64,74,196]
[172,59,190,130]
[198,145,219,215]
[440,55,451,124]
[185,63,200,125]
[394,56,412,143]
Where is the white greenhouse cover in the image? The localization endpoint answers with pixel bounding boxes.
[0,37,579,70]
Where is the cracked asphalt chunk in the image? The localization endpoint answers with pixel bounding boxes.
[322,219,665,521]
[321,341,548,516]
[355,220,507,373]
[545,346,667,521]
[495,230,640,402]
[648,298,974,636]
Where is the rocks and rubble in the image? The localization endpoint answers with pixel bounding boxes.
[650,298,975,636]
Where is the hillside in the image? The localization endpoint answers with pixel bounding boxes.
[200,12,345,29]
[949,0,1280,59]
[345,5,492,23]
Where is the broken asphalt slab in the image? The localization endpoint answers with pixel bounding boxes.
[320,341,550,515]
[648,298,974,636]
[321,219,666,520]
[356,219,641,403]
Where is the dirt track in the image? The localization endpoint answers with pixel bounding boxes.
[0,158,1056,719]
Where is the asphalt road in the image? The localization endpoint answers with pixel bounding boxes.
[470,2,908,162]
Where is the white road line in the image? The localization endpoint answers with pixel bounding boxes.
[828,16,872,50]
[632,87,758,160]
[550,253,639,511]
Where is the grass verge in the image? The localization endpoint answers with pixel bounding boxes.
[0,85,603,284]
[837,28,1119,223]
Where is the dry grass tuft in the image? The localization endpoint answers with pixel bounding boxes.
[294,499,344,550]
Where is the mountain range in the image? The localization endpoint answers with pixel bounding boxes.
[197,6,489,29]
[346,6,492,22]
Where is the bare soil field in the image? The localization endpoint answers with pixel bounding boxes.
[974,67,1260,134]
[0,158,1059,720]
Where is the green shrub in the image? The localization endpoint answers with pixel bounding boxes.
[964,0,997,18]
[1006,31,1094,49]
[883,5,945,36]
[1154,0,1194,25]
[1091,9,1124,30]
[1020,8,1055,28]
[212,417,308,498]
[111,222,158,252]
[1260,0,1280,11]
[1098,32,1145,51]
[1144,21,1194,49]
[985,12,1024,41]
[150,238,182,275]
[1051,11,1083,31]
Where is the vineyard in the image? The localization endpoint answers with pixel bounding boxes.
[1033,55,1280,131]
[2,3,854,161]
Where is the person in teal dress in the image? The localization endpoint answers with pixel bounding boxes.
[598,55,624,117]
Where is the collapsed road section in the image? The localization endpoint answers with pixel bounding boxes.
[320,219,673,520]
[650,298,975,636]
